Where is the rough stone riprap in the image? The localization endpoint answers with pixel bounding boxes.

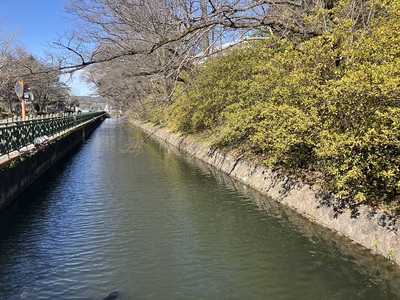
[133,120,400,266]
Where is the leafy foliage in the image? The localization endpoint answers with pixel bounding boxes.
[167,0,400,208]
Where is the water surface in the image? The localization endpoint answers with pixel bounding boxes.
[0,119,399,299]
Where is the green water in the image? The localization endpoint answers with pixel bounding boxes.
[0,119,399,299]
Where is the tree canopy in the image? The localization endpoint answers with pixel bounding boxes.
[53,0,400,209]
[57,0,346,110]
[2,0,399,210]
[0,38,69,114]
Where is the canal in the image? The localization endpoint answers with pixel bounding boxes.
[0,119,399,299]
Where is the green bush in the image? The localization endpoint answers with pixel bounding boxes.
[168,0,400,208]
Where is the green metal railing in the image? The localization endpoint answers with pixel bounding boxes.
[0,111,107,157]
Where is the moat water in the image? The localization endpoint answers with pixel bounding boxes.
[0,119,400,299]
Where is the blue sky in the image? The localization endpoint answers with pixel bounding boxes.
[0,0,93,96]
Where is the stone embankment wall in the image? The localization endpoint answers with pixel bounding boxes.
[133,120,400,266]
[0,117,105,212]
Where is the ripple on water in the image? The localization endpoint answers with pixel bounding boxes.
[1,120,400,300]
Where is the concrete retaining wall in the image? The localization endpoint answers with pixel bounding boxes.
[0,117,105,212]
[133,120,400,266]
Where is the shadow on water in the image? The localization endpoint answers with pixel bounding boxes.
[0,142,86,224]
[0,129,110,300]
[0,127,103,256]
[150,132,400,298]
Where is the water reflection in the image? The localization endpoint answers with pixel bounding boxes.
[151,127,400,298]
[0,119,399,299]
